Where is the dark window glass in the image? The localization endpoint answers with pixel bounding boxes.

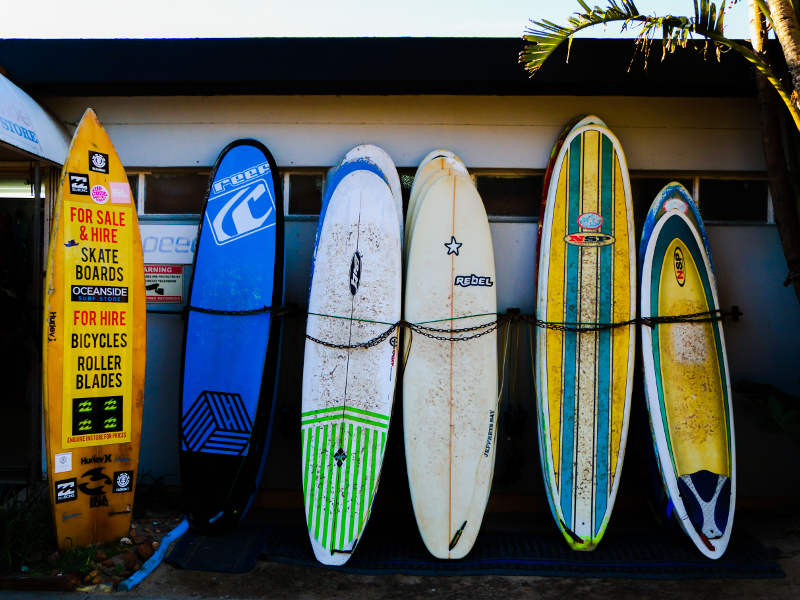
[476,175,542,217]
[629,177,694,230]
[127,175,139,208]
[398,168,415,216]
[288,173,323,215]
[699,179,768,222]
[145,172,208,214]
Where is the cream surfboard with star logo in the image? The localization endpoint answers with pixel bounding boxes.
[403,157,498,559]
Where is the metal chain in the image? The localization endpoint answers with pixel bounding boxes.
[406,319,501,342]
[304,308,733,349]
[518,309,726,333]
[185,303,298,317]
[305,322,400,350]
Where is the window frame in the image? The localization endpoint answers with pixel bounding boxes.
[129,168,211,216]
[282,168,328,221]
[130,167,774,226]
[630,171,773,226]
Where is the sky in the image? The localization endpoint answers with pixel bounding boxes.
[1,0,752,39]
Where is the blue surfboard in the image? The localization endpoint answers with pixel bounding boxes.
[180,139,284,533]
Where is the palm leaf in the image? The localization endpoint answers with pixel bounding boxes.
[520,0,800,131]
[520,0,641,74]
[752,0,776,31]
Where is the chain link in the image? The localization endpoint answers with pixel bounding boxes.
[186,303,297,317]
[304,308,732,349]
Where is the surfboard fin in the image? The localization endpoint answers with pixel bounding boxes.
[332,542,356,556]
[449,521,467,550]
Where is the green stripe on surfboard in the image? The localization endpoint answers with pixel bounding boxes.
[301,414,390,428]
[302,420,388,553]
[301,405,390,421]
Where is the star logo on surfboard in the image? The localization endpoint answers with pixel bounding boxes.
[444,236,462,256]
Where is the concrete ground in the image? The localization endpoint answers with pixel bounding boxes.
[3,506,797,600]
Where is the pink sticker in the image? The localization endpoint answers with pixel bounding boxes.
[577,212,603,230]
[110,181,131,204]
[91,184,109,204]
[664,198,688,213]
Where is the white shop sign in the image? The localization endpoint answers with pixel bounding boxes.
[140,223,198,265]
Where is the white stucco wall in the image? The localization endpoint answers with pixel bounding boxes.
[45,95,764,171]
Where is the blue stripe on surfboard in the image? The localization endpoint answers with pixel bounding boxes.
[560,133,583,527]
[594,134,614,535]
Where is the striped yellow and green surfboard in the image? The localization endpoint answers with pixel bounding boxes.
[640,184,735,559]
[536,117,635,551]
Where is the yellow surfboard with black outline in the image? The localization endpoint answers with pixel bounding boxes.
[536,117,635,551]
[640,183,735,559]
[43,108,145,549]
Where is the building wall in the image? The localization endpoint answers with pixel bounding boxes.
[46,95,764,171]
[41,95,799,496]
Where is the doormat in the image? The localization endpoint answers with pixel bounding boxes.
[166,519,783,579]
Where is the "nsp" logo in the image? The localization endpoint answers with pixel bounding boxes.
[673,246,686,286]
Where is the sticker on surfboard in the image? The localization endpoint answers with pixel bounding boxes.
[57,142,138,448]
[204,160,276,246]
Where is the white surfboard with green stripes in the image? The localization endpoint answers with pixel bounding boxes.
[302,156,401,565]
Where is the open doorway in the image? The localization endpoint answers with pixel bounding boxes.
[0,164,44,482]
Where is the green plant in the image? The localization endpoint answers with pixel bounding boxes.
[521,1,800,130]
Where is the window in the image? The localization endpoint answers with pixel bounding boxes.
[398,168,415,215]
[127,175,139,208]
[144,172,209,214]
[629,176,694,229]
[476,174,542,218]
[0,178,33,198]
[128,166,772,225]
[699,178,769,222]
[286,169,410,217]
[286,172,323,215]
[629,175,772,226]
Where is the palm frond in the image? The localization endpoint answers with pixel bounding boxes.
[519,0,800,134]
[520,0,642,74]
[752,0,776,31]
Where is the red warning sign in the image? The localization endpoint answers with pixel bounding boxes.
[144,265,183,304]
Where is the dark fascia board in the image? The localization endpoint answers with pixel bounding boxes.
[0,37,758,97]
